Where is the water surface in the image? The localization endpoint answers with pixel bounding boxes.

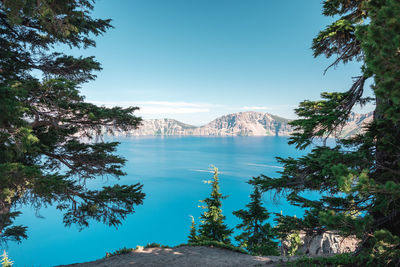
[7,136,311,266]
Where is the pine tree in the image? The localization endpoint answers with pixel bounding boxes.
[187,215,198,243]
[233,182,278,256]
[0,251,13,267]
[198,166,232,244]
[0,1,145,243]
[254,0,400,264]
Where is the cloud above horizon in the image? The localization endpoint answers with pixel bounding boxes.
[241,106,270,110]
[89,100,217,114]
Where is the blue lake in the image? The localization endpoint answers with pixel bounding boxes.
[7,136,312,266]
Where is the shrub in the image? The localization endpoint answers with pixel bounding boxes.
[105,247,134,258]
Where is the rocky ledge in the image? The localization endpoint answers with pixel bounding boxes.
[58,246,298,267]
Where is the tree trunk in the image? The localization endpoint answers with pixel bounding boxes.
[0,200,11,236]
[372,96,400,236]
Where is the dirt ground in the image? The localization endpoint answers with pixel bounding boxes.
[58,246,297,267]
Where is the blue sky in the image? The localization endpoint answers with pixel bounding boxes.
[75,0,373,125]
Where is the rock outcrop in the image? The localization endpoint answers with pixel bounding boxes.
[282,231,359,256]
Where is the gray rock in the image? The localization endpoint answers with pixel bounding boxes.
[282,230,360,256]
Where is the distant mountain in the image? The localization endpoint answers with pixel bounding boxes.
[188,112,292,136]
[337,112,373,138]
[127,118,197,136]
[113,111,373,138]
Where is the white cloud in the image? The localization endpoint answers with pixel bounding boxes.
[137,101,221,108]
[241,106,271,110]
[88,100,135,108]
[88,100,214,114]
[138,106,210,114]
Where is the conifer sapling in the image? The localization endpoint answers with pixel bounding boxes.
[233,182,278,256]
[198,166,232,244]
[188,215,198,243]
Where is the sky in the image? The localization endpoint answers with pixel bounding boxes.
[73,0,373,125]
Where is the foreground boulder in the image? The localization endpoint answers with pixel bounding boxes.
[282,230,360,256]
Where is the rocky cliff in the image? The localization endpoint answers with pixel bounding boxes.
[337,112,373,138]
[188,112,292,136]
[112,111,373,138]
[123,118,197,136]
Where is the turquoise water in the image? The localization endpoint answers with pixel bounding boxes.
[7,136,311,266]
